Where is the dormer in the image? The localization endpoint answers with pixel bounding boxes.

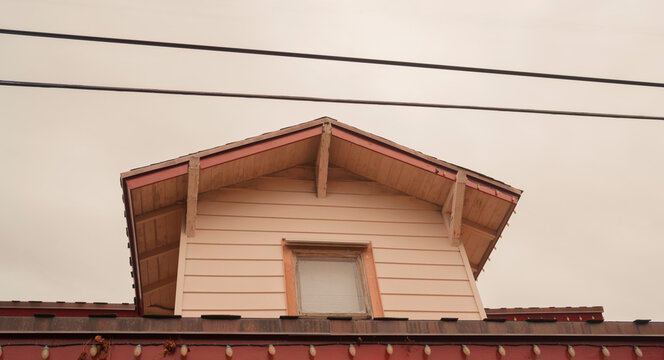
[120,117,521,318]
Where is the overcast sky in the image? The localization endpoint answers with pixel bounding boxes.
[0,0,663,320]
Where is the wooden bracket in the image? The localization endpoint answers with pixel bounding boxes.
[185,157,200,238]
[316,122,332,198]
[463,219,498,238]
[449,171,467,246]
[135,202,184,225]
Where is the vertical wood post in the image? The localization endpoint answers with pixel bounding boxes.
[316,122,332,198]
[449,171,467,246]
[185,157,200,238]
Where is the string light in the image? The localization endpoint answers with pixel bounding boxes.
[533,344,541,356]
[497,345,506,357]
[424,345,432,356]
[634,346,643,357]
[134,344,142,358]
[461,345,470,356]
[601,346,610,357]
[567,345,575,357]
[2,342,663,358]
[89,344,98,357]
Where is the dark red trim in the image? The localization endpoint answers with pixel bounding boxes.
[125,164,188,190]
[124,126,322,191]
[333,127,518,204]
[122,181,142,315]
[0,317,661,338]
[200,126,321,169]
[332,126,457,181]
[0,302,137,317]
[0,343,661,360]
[486,306,605,321]
[0,309,138,317]
[466,178,519,204]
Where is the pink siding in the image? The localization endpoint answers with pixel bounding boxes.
[178,168,484,319]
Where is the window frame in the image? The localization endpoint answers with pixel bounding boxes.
[282,239,384,318]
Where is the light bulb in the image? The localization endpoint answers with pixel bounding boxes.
[462,345,470,356]
[309,345,316,357]
[89,344,98,357]
[41,345,50,360]
[134,344,142,358]
[533,345,541,355]
[268,345,276,356]
[498,345,506,357]
[180,345,188,357]
[634,346,643,358]
[601,346,610,357]
[386,344,393,355]
[348,344,356,357]
[226,345,233,358]
[424,345,431,356]
[567,345,575,358]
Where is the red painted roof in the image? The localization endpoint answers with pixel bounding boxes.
[485,306,604,321]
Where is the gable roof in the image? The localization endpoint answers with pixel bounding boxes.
[120,116,522,315]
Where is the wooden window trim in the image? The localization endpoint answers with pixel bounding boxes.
[282,239,383,318]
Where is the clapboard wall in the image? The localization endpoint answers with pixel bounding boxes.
[175,165,485,320]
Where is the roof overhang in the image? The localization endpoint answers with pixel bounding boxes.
[121,117,523,315]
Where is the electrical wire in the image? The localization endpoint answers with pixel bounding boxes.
[1,79,663,121]
[1,28,664,89]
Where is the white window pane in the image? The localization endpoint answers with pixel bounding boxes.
[297,257,365,314]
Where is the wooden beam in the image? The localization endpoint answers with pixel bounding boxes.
[138,241,180,262]
[143,276,177,294]
[135,202,184,225]
[442,186,455,215]
[475,202,516,278]
[173,218,188,316]
[186,157,200,238]
[462,219,498,238]
[450,171,467,246]
[316,122,332,198]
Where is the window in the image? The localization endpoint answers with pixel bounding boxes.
[282,240,383,318]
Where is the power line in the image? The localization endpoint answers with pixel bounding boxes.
[1,28,664,89]
[2,79,662,121]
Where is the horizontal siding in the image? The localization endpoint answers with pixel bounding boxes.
[378,279,473,296]
[198,201,443,224]
[184,276,285,293]
[196,215,446,237]
[182,293,286,311]
[180,174,481,319]
[186,244,282,260]
[185,259,284,276]
[375,263,468,280]
[373,248,463,265]
[200,188,439,210]
[192,230,454,249]
[382,294,478,312]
